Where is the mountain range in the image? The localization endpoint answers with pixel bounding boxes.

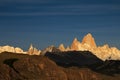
[59,33,120,61]
[0,33,120,61]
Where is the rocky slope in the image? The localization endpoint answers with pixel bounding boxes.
[0,52,102,80]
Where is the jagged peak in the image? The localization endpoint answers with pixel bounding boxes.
[27,44,40,55]
[59,44,65,48]
[29,44,33,49]
[73,37,79,42]
[71,37,81,51]
[72,37,81,44]
[82,33,97,48]
[58,44,65,51]
[86,33,92,37]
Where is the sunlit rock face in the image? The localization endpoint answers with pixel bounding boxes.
[15,47,24,53]
[27,44,41,55]
[70,33,97,51]
[92,45,120,61]
[0,45,15,53]
[71,38,81,50]
[0,45,25,53]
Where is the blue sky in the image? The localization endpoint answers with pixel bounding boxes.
[0,0,120,50]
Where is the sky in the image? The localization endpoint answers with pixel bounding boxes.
[0,0,120,50]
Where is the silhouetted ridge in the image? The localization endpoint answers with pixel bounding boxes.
[45,51,103,67]
[45,51,120,76]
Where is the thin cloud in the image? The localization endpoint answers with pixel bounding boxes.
[0,0,55,4]
[50,4,120,10]
[0,11,109,16]
[17,4,120,10]
[15,4,120,15]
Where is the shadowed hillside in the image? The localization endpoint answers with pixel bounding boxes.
[45,51,120,76]
[0,52,120,80]
[0,52,101,80]
[45,51,103,67]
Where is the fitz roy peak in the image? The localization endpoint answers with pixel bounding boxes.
[71,33,97,51]
[68,33,120,61]
[82,33,97,48]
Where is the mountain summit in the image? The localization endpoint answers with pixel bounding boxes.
[82,33,97,48]
[58,44,65,51]
[71,38,81,50]
[71,33,96,51]
[27,44,41,55]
